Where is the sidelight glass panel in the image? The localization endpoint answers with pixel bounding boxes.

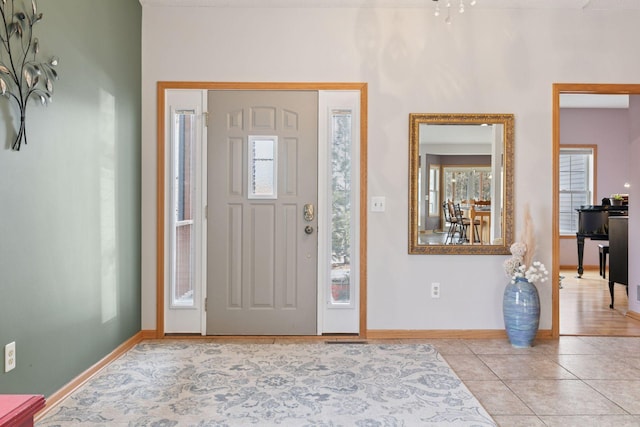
[248,136,278,199]
[170,110,196,307]
[330,110,352,305]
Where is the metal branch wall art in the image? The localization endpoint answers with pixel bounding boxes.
[0,0,59,150]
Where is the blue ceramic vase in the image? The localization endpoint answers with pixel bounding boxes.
[503,277,540,348]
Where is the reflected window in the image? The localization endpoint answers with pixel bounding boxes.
[444,167,491,203]
[428,165,440,216]
[170,111,196,307]
[559,147,595,235]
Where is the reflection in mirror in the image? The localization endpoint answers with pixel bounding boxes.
[409,113,514,254]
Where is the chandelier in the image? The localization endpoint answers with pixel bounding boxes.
[433,0,477,24]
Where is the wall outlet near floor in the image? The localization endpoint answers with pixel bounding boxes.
[431,282,440,299]
[5,341,16,372]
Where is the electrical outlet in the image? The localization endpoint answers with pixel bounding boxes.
[5,341,16,372]
[431,282,440,299]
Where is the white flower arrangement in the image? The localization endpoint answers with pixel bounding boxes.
[510,262,549,285]
[503,205,549,286]
[503,250,522,277]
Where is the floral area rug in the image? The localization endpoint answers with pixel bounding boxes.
[36,341,495,426]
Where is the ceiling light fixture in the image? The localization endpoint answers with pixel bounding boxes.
[432,0,476,24]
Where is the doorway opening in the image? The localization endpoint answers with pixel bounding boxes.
[553,83,640,337]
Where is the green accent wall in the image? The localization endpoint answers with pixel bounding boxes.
[0,0,142,397]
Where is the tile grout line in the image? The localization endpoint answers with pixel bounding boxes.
[579,378,634,416]
[457,341,542,421]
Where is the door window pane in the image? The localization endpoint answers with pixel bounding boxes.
[248,136,278,199]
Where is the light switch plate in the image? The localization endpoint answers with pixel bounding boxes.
[371,196,386,212]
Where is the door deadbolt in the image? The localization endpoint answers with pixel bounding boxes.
[304,225,314,235]
[303,204,315,222]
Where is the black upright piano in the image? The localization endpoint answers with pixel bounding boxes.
[575,205,628,277]
[608,216,628,308]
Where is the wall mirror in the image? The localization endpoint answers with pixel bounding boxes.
[409,113,514,254]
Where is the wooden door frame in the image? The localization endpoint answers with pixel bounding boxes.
[552,83,640,338]
[156,82,368,338]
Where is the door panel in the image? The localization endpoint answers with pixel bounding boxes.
[207,90,318,335]
[250,204,275,307]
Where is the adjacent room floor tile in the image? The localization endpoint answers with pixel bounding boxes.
[463,380,533,416]
[478,355,577,380]
[492,415,545,426]
[444,355,498,380]
[465,339,548,356]
[505,379,627,416]
[537,415,640,427]
[556,355,640,380]
[585,380,640,414]
[430,339,474,355]
[536,336,601,355]
[575,337,640,356]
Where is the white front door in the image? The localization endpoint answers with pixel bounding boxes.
[206,90,318,335]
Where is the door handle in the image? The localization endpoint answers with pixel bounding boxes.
[303,204,315,222]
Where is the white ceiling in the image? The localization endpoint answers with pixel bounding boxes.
[140,0,640,9]
[420,124,494,155]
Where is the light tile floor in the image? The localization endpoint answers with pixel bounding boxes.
[428,336,640,426]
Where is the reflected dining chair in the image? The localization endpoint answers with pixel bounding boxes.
[444,201,464,244]
[442,201,457,244]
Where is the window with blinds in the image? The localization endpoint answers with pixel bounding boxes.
[559,147,595,235]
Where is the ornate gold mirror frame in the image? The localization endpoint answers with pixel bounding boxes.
[409,113,514,254]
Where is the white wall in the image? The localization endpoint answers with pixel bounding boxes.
[141,5,640,331]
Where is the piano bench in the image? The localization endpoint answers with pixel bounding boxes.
[598,244,609,278]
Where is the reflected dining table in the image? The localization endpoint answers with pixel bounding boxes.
[469,205,491,244]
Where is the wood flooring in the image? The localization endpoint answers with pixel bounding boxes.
[560,268,640,336]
